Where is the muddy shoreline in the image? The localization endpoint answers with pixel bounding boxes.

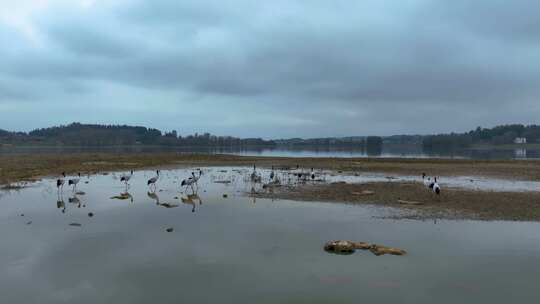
[2,152,540,185]
[254,181,540,221]
[2,153,540,221]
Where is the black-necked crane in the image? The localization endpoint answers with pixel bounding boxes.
[424,173,435,190]
[270,166,275,181]
[433,177,441,195]
[120,170,133,187]
[422,173,432,188]
[250,165,262,183]
[68,173,81,192]
[147,170,160,191]
[181,170,202,190]
[57,172,66,192]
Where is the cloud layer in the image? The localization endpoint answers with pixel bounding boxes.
[1,0,539,137]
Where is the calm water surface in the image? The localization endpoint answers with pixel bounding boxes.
[1,167,540,303]
[2,145,540,159]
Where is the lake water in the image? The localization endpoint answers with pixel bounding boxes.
[2,167,540,303]
[2,145,540,159]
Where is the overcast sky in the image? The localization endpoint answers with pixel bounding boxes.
[1,0,539,138]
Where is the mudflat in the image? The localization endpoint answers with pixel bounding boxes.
[254,181,540,221]
[2,152,540,185]
[2,153,540,221]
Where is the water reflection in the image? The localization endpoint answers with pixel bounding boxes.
[56,192,65,213]
[514,148,527,158]
[2,167,540,303]
[4,144,540,159]
[147,191,160,205]
[180,189,202,213]
[110,191,134,203]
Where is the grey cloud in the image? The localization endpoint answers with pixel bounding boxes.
[0,0,539,137]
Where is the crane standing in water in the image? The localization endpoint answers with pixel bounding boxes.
[147,170,160,191]
[57,172,66,192]
[181,170,202,191]
[120,170,134,188]
[68,173,81,192]
[251,165,262,183]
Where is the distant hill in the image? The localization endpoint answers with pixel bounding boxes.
[423,124,540,149]
[1,122,539,149]
[0,123,275,147]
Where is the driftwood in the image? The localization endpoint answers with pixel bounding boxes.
[324,240,406,256]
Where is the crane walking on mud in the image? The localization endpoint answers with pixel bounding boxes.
[433,177,441,195]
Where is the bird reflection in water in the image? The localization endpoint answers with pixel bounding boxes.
[57,192,84,213]
[147,191,160,205]
[180,188,203,213]
[57,191,66,213]
[110,191,134,203]
[250,187,258,204]
[148,191,179,208]
[68,193,84,208]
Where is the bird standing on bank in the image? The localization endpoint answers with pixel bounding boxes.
[422,173,432,188]
[433,177,441,195]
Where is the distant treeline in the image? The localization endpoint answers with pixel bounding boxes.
[0,123,274,147]
[2,122,539,149]
[423,124,540,149]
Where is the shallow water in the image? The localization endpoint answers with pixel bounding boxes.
[2,167,540,303]
[324,172,540,192]
[3,145,540,160]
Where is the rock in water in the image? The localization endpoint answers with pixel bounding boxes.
[324,240,406,256]
[324,240,355,255]
[166,227,174,232]
[369,244,407,256]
